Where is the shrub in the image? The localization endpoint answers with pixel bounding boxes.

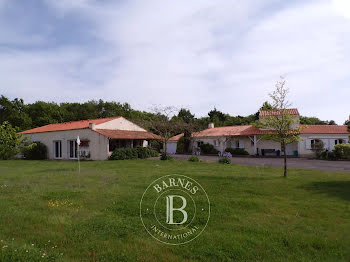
[224,147,249,155]
[200,143,219,155]
[218,157,232,164]
[110,147,158,160]
[318,150,337,161]
[333,144,350,160]
[136,146,150,159]
[149,140,162,152]
[22,141,47,160]
[148,148,159,157]
[109,148,138,160]
[160,153,173,161]
[188,156,200,162]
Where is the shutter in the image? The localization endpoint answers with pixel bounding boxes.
[305,139,311,150]
[239,140,245,149]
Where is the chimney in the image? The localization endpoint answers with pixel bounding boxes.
[89,122,96,130]
[208,122,214,129]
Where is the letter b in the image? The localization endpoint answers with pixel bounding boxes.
[166,195,188,224]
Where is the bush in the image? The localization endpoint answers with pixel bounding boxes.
[188,156,200,162]
[149,140,162,152]
[333,144,350,160]
[149,148,159,157]
[218,157,232,164]
[109,148,138,160]
[224,147,249,155]
[22,142,47,160]
[160,153,173,161]
[200,143,219,155]
[318,150,337,161]
[136,146,148,159]
[110,147,158,160]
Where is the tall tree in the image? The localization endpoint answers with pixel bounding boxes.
[257,77,300,178]
[0,96,32,131]
[177,108,195,124]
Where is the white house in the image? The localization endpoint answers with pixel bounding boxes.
[169,109,350,157]
[21,117,161,160]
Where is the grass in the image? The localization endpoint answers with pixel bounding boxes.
[0,160,349,261]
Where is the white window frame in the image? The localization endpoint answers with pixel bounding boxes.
[53,140,62,159]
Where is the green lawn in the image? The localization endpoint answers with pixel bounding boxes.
[0,160,349,261]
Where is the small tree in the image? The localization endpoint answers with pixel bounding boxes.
[144,106,200,155]
[257,77,300,177]
[0,121,34,160]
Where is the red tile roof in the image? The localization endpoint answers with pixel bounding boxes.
[94,129,162,140]
[300,125,350,134]
[169,133,184,141]
[259,109,299,117]
[192,124,350,138]
[21,117,121,134]
[192,125,257,137]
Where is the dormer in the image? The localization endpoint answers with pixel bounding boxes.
[259,108,300,130]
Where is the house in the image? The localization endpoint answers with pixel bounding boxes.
[169,109,350,157]
[21,117,161,160]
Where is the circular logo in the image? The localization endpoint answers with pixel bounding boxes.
[140,175,210,245]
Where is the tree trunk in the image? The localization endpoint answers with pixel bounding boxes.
[163,139,167,155]
[282,141,287,177]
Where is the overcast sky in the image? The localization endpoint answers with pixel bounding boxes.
[0,0,349,124]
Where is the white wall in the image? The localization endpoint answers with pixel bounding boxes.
[96,117,146,131]
[167,142,177,154]
[22,129,109,160]
[299,134,349,157]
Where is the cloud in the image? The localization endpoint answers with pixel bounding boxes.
[0,0,349,124]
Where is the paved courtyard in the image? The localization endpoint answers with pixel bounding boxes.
[172,154,350,172]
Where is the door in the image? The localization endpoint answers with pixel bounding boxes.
[53,140,62,159]
[68,140,78,159]
[286,143,294,156]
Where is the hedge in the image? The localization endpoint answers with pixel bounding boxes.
[333,144,350,159]
[224,147,249,155]
[200,143,219,155]
[188,156,200,162]
[109,147,158,160]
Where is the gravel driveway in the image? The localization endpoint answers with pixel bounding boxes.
[172,154,350,172]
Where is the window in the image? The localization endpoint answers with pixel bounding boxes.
[53,141,62,158]
[236,141,240,148]
[197,141,203,147]
[310,139,322,150]
[68,140,78,158]
[335,139,343,145]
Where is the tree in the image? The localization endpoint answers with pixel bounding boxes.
[260,101,273,110]
[0,121,34,159]
[208,107,227,124]
[143,106,198,156]
[256,77,300,178]
[0,96,32,131]
[328,120,337,125]
[300,116,327,125]
[177,108,195,124]
[345,120,350,132]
